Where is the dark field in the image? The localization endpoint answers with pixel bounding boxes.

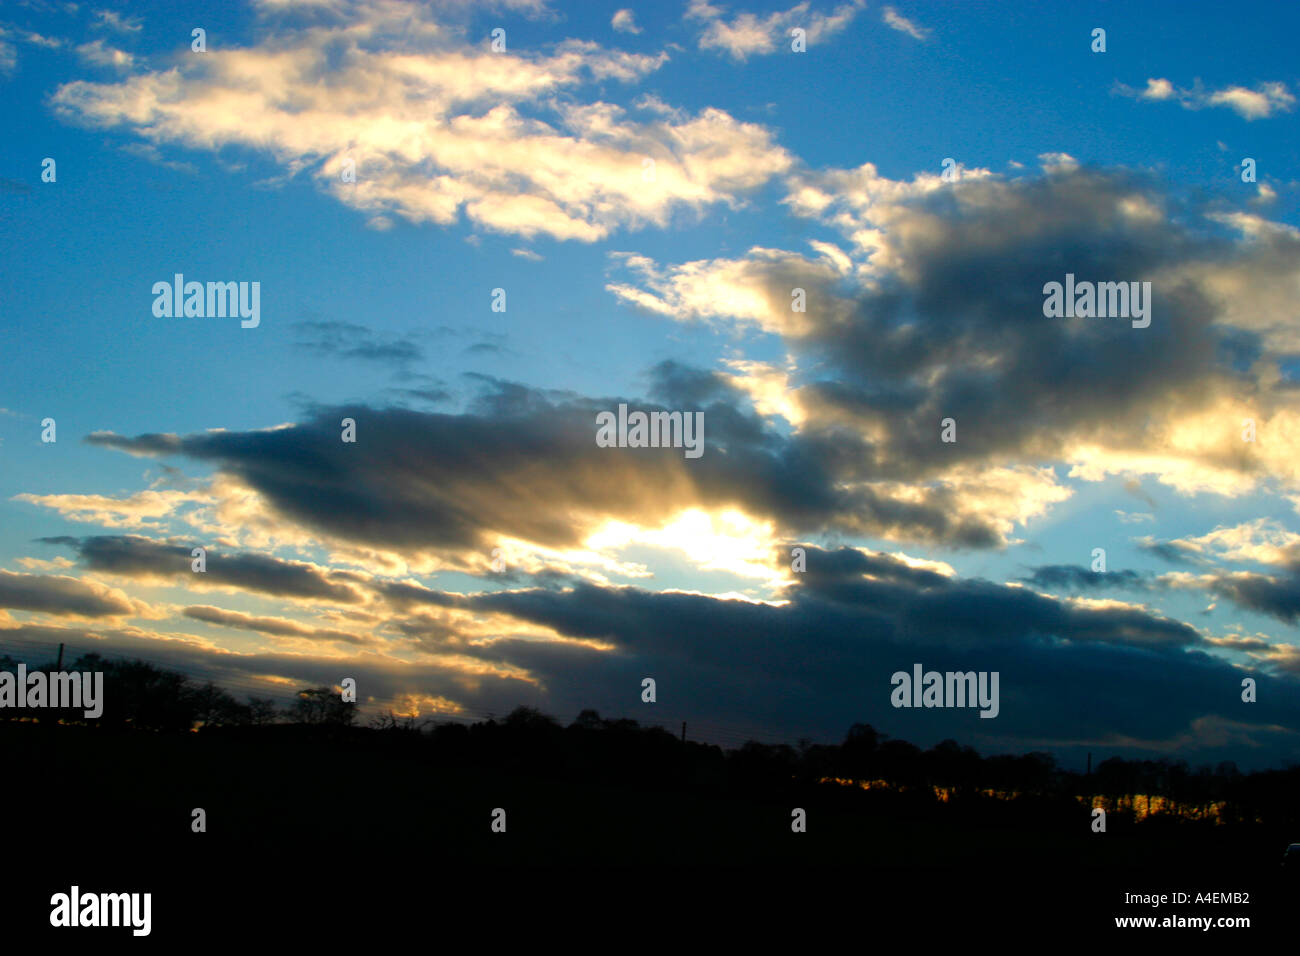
[7,719,1294,939]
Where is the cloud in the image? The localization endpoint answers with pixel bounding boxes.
[398,545,1300,765]
[1115,510,1155,524]
[1137,521,1300,625]
[92,9,142,33]
[86,431,183,457]
[83,370,1055,555]
[14,488,205,529]
[182,605,374,646]
[14,557,75,571]
[612,164,1300,508]
[0,570,139,618]
[1137,538,1209,567]
[1198,571,1300,624]
[70,163,1299,580]
[611,8,641,34]
[1123,477,1158,510]
[10,0,1300,773]
[686,0,865,60]
[881,6,928,41]
[0,24,66,73]
[0,619,529,719]
[119,141,197,173]
[75,38,133,70]
[1023,565,1153,592]
[15,29,64,50]
[42,535,368,604]
[52,0,791,241]
[1117,78,1296,120]
[1209,83,1297,120]
[1139,77,1174,100]
[14,485,1300,764]
[86,538,1263,762]
[292,320,424,366]
[1144,520,1300,570]
[1022,535,1300,629]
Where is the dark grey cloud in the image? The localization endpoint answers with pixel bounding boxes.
[0,570,134,617]
[4,546,1296,768]
[431,325,508,352]
[40,535,366,604]
[621,166,1299,503]
[789,170,1264,478]
[1203,571,1300,624]
[390,383,454,406]
[182,605,374,645]
[292,320,424,365]
[1138,538,1209,566]
[393,546,1295,768]
[1023,564,1152,591]
[796,544,953,589]
[83,372,1009,554]
[1136,535,1300,623]
[1025,560,1300,629]
[1210,635,1275,652]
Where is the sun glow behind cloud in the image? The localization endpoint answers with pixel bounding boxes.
[585,508,782,584]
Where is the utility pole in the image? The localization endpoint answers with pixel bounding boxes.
[680,721,686,743]
[55,642,64,670]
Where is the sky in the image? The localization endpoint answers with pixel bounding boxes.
[2,0,1299,768]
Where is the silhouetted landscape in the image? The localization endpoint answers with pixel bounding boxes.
[6,651,1296,934]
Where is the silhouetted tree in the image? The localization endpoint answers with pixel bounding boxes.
[68,653,197,731]
[839,722,882,780]
[246,697,280,726]
[188,681,250,727]
[290,686,355,726]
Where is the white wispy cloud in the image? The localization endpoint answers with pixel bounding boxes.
[611,8,641,34]
[1117,77,1296,120]
[686,0,865,60]
[92,9,143,33]
[881,6,928,41]
[75,38,134,70]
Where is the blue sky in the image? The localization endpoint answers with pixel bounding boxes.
[2,0,1300,766]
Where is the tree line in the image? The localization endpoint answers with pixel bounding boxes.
[3,651,1297,828]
